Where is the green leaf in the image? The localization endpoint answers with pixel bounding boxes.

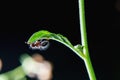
[27,30,85,59]
[27,30,51,44]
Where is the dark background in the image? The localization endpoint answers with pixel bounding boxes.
[0,0,120,80]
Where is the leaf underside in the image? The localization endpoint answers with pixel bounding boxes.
[27,30,85,59]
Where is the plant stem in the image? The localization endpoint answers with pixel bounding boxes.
[78,0,96,80]
[0,66,26,80]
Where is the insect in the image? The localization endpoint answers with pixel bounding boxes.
[27,39,50,51]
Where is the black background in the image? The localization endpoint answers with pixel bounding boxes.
[0,0,120,80]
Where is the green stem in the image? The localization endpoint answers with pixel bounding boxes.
[0,66,26,80]
[78,0,96,80]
